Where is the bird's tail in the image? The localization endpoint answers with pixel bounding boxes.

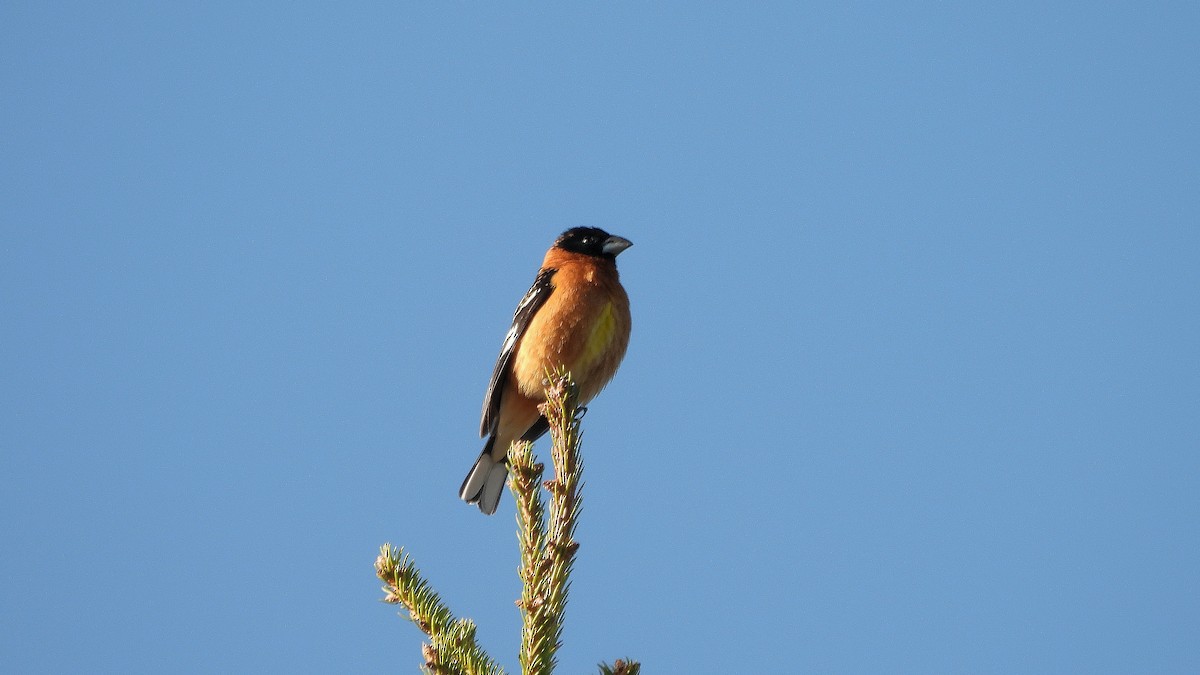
[459,438,507,515]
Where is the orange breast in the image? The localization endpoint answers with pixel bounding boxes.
[511,256,630,405]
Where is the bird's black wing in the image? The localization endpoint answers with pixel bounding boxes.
[480,267,556,438]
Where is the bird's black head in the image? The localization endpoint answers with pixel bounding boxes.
[553,227,633,259]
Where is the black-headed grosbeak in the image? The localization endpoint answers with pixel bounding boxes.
[459,227,633,515]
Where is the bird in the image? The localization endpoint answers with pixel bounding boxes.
[459,227,633,515]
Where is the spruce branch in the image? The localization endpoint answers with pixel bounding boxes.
[508,370,618,674]
[537,372,585,673]
[508,440,554,673]
[598,659,643,675]
[375,544,504,675]
[377,371,639,673]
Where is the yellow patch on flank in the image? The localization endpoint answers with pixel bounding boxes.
[581,301,616,369]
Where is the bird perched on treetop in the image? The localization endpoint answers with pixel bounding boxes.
[459,227,633,515]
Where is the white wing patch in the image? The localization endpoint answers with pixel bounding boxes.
[500,324,520,355]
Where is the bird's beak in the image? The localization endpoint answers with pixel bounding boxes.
[602,235,633,256]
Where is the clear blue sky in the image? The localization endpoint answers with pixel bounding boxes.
[2,3,1197,673]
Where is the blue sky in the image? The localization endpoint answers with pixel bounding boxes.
[2,3,1197,673]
